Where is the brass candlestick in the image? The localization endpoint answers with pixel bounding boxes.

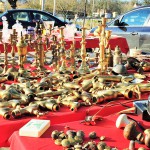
[69,40,76,72]
[59,27,67,73]
[93,23,102,37]
[37,35,46,71]
[16,34,27,72]
[49,35,57,65]
[50,35,60,72]
[31,40,39,67]
[22,34,31,63]
[56,44,61,71]
[98,17,111,74]
[10,29,18,71]
[78,27,90,75]
[98,18,106,72]
[25,33,34,50]
[43,33,50,65]
[105,30,112,47]
[0,31,8,74]
[2,43,8,74]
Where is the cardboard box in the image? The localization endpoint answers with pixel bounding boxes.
[19,119,50,137]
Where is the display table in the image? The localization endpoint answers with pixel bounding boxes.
[8,98,150,150]
[0,73,148,149]
[0,35,129,54]
[0,98,138,147]
[65,35,129,54]
[0,34,149,149]
[0,62,149,148]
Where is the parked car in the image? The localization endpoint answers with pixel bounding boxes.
[90,6,150,53]
[0,9,81,31]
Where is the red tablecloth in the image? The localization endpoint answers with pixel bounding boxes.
[7,67,150,150]
[0,35,129,54]
[0,63,149,147]
[0,99,136,147]
[8,99,150,150]
[65,35,129,54]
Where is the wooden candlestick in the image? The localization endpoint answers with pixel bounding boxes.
[78,27,90,75]
[59,27,67,73]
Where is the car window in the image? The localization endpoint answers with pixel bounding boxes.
[33,12,55,22]
[12,12,30,21]
[120,8,150,26]
[145,14,150,26]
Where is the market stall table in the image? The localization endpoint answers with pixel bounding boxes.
[0,35,149,149]
[0,35,129,54]
[0,59,149,147]
[0,69,149,148]
[65,35,129,54]
[0,96,144,147]
[8,98,150,150]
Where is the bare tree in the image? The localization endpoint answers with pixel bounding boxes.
[24,0,41,9]
[56,0,78,21]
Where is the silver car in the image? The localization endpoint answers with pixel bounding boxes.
[91,6,150,53]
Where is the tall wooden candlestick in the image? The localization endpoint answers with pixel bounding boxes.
[2,43,8,74]
[37,36,46,71]
[78,27,90,74]
[59,27,67,73]
[98,17,109,74]
[69,40,76,72]
[0,31,8,74]
[10,29,18,71]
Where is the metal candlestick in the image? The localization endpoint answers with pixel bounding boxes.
[43,33,50,65]
[0,31,8,74]
[31,40,39,67]
[2,43,8,74]
[23,34,30,63]
[37,35,46,71]
[50,35,59,71]
[59,27,67,73]
[69,40,76,72]
[16,34,27,71]
[56,44,61,71]
[105,30,112,47]
[78,27,90,75]
[10,29,18,71]
[98,17,111,74]
[49,35,57,65]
